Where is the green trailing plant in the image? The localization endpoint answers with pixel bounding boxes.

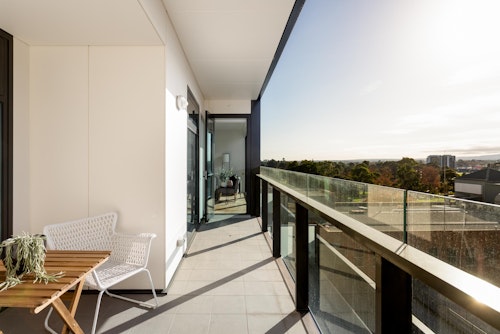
[218,168,233,182]
[0,233,64,291]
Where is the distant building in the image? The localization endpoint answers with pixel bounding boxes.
[487,162,500,171]
[426,155,456,169]
[454,168,500,204]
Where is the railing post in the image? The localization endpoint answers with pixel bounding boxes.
[376,256,411,333]
[295,202,309,313]
[262,180,268,232]
[272,188,281,258]
[403,190,408,244]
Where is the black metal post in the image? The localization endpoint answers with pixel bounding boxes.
[249,100,261,217]
[0,29,13,241]
[262,180,268,232]
[295,203,309,313]
[376,256,412,333]
[272,188,281,258]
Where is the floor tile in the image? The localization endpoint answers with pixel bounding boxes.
[208,314,248,334]
[212,295,247,314]
[168,314,211,334]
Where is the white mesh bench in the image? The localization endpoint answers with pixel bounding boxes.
[43,212,158,334]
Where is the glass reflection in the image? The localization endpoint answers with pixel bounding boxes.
[309,211,376,333]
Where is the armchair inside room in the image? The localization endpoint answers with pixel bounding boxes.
[216,175,240,202]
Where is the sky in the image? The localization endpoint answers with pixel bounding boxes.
[261,0,500,161]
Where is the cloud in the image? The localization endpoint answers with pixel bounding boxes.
[447,61,500,86]
[453,146,500,155]
[360,80,383,95]
[382,93,500,137]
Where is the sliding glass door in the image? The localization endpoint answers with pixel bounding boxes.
[186,90,199,245]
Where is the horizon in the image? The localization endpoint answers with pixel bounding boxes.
[261,0,500,162]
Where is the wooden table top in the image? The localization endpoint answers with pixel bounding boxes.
[0,250,110,313]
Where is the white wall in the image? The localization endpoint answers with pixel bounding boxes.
[162,7,205,289]
[25,45,166,289]
[13,38,30,234]
[455,182,482,195]
[30,46,90,225]
[11,0,209,291]
[88,46,166,289]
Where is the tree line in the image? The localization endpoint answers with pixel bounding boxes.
[262,158,459,194]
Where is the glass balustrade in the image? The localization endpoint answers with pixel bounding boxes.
[259,167,500,333]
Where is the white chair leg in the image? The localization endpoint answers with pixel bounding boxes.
[146,269,159,308]
[44,307,58,334]
[91,290,106,334]
[104,269,158,308]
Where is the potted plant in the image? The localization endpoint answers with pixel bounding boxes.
[218,168,233,187]
[0,233,63,291]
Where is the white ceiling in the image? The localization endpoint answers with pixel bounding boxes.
[0,0,295,100]
[215,118,247,136]
[0,0,163,46]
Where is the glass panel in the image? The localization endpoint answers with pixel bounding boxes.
[205,116,215,220]
[412,278,500,334]
[186,128,197,244]
[281,194,296,279]
[407,192,500,286]
[261,167,406,242]
[310,210,376,333]
[260,167,500,332]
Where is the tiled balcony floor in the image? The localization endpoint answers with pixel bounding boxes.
[0,215,309,333]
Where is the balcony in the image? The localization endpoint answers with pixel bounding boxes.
[1,167,499,333]
[259,167,500,333]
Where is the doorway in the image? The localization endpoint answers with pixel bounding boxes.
[205,116,248,217]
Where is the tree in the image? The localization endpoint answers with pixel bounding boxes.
[396,157,421,191]
[261,157,462,196]
[294,160,319,175]
[277,158,289,169]
[421,165,440,193]
[375,166,396,186]
[350,162,376,183]
[265,159,278,168]
[287,160,299,171]
[441,167,459,193]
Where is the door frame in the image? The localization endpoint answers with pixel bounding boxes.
[186,88,200,249]
[204,111,215,222]
[206,114,250,216]
[0,29,13,241]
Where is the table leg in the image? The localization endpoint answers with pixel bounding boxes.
[60,278,86,334]
[52,298,84,334]
[58,278,86,334]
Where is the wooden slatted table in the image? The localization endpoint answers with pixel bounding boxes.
[0,250,110,334]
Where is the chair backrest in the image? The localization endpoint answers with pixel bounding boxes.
[43,212,117,251]
[229,175,239,190]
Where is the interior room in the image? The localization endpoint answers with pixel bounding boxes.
[212,117,247,216]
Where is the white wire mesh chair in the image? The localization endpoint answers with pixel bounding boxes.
[42,212,158,334]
